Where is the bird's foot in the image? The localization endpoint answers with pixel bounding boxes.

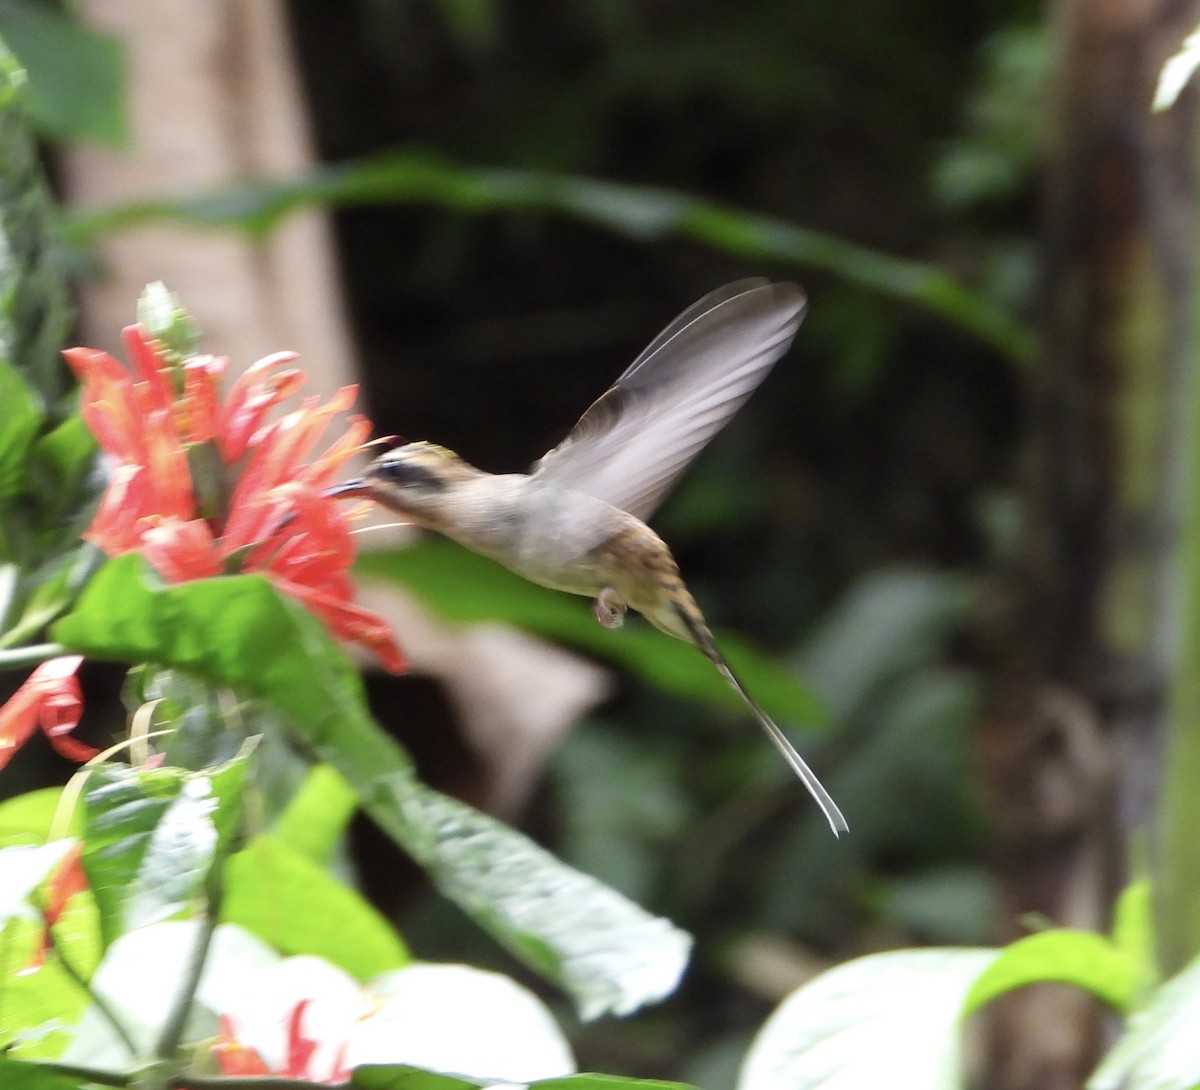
[594,587,627,629]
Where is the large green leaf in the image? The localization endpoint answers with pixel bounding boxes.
[272,762,359,864]
[82,757,249,949]
[397,783,691,1019]
[53,556,691,1018]
[222,836,409,980]
[358,539,825,730]
[0,42,73,407]
[63,150,1032,363]
[738,949,998,1090]
[54,558,399,780]
[0,0,125,146]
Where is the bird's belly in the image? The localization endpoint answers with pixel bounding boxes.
[443,484,619,598]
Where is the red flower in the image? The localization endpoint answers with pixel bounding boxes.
[0,655,95,772]
[25,841,89,972]
[64,326,403,673]
[214,1001,349,1084]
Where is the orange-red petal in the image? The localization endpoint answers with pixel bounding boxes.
[140,518,223,583]
[25,842,89,971]
[121,325,176,417]
[0,656,90,772]
[282,999,320,1078]
[63,347,148,465]
[214,1015,273,1076]
[218,351,304,463]
[180,355,227,444]
[272,577,406,674]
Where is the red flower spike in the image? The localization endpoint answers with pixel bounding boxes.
[66,320,403,674]
[121,325,176,416]
[0,656,94,772]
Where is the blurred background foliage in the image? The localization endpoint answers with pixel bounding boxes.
[0,0,1054,1084]
[289,3,1040,1081]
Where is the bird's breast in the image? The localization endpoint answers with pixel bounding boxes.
[430,475,629,596]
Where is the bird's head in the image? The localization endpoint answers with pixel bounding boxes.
[327,441,479,522]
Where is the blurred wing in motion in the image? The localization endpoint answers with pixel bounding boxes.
[532,279,807,521]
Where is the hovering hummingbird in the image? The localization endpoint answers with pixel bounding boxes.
[330,280,847,835]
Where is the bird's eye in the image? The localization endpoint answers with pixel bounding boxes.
[374,458,444,491]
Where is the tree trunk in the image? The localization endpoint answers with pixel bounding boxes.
[979,0,1199,1086]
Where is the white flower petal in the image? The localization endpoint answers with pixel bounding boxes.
[350,963,575,1083]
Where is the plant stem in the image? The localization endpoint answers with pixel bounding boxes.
[48,922,140,1059]
[32,1061,133,1087]
[170,1076,350,1090]
[155,864,223,1059]
[0,642,68,671]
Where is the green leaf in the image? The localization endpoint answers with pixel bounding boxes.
[54,556,692,1018]
[963,930,1139,1016]
[222,836,409,979]
[358,540,825,730]
[0,40,73,407]
[0,882,100,1057]
[0,0,126,145]
[27,416,98,532]
[0,1056,90,1089]
[0,358,39,510]
[54,558,398,779]
[0,546,102,650]
[272,763,359,864]
[0,788,78,848]
[1111,880,1157,1002]
[82,757,250,948]
[63,149,1033,363]
[396,784,691,1019]
[1089,954,1200,1090]
[738,949,998,1090]
[353,1066,487,1090]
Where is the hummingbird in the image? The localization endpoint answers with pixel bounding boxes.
[329,280,847,835]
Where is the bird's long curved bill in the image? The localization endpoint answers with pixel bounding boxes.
[325,479,368,500]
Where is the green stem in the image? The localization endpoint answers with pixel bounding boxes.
[30,1061,133,1087]
[1156,179,1200,976]
[47,919,140,1059]
[170,1077,349,1090]
[0,642,68,671]
[155,863,223,1059]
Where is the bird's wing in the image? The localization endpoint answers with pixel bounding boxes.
[531,279,806,521]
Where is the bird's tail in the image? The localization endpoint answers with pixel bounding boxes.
[675,605,848,836]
